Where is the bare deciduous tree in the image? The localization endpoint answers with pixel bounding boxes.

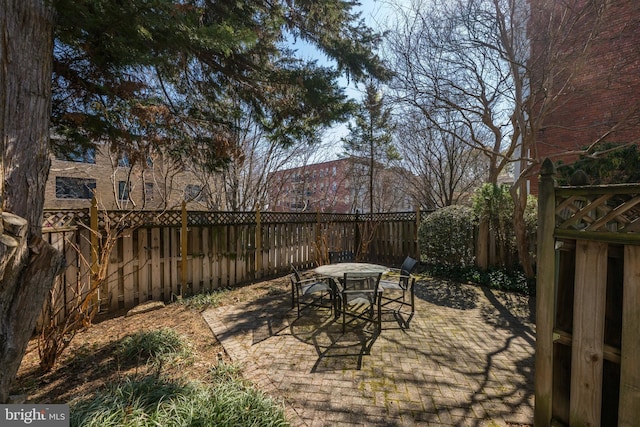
[386,0,638,276]
[393,110,487,209]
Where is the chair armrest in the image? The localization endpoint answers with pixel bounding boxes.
[296,276,330,285]
[381,268,401,278]
[380,274,414,290]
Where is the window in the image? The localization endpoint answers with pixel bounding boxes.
[184,184,205,202]
[144,182,154,201]
[118,181,130,201]
[118,152,130,167]
[55,177,96,199]
[56,147,96,164]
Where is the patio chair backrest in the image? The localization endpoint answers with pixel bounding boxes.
[291,264,302,282]
[398,256,418,287]
[329,251,355,264]
[400,256,418,275]
[342,272,382,294]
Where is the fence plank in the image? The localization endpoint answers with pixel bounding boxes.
[122,233,134,308]
[570,239,608,426]
[202,226,211,292]
[138,228,149,302]
[619,245,640,426]
[169,227,178,295]
[192,227,201,294]
[162,227,171,298]
[107,237,119,311]
[63,231,78,319]
[78,228,92,313]
[151,228,161,300]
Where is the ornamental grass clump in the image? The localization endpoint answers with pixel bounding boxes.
[176,288,230,311]
[116,328,191,367]
[418,205,475,268]
[70,365,289,427]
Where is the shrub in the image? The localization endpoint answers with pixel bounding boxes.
[472,183,538,270]
[418,205,475,268]
[472,183,516,265]
[423,264,535,295]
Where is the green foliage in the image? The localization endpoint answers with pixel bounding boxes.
[116,328,191,366]
[472,183,516,259]
[51,0,389,169]
[418,205,475,268]
[424,264,534,295]
[472,183,538,268]
[342,81,399,212]
[70,370,289,427]
[342,82,399,163]
[472,184,513,226]
[557,142,640,185]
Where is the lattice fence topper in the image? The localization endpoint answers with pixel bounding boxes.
[43,208,420,230]
[99,210,182,228]
[42,209,90,230]
[356,212,419,222]
[555,184,640,233]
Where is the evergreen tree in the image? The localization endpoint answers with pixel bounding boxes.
[342,81,399,213]
[51,0,390,167]
[0,0,389,402]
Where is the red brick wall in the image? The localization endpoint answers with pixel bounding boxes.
[529,0,640,192]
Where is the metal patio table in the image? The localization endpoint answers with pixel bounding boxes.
[314,262,389,278]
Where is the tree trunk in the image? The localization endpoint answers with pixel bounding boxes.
[0,0,63,403]
[476,219,489,269]
[511,184,535,278]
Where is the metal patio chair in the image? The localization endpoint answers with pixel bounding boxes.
[328,250,355,264]
[379,256,418,319]
[290,265,335,317]
[337,271,383,332]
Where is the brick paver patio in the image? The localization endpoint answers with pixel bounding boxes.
[202,277,535,426]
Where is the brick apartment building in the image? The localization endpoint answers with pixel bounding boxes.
[46,144,217,211]
[267,157,414,213]
[527,0,640,191]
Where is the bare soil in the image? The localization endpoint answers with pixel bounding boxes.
[11,277,290,405]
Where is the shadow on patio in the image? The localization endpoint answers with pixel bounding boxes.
[202,275,535,426]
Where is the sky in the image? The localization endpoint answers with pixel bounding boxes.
[288,0,398,160]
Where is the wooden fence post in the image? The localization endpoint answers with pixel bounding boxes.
[314,210,322,265]
[354,211,361,259]
[618,245,640,425]
[415,208,421,259]
[535,158,556,427]
[90,197,99,309]
[181,201,187,295]
[255,209,262,278]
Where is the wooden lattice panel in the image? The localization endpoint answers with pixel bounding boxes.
[43,208,421,230]
[555,185,640,243]
[358,212,418,222]
[42,209,89,230]
[98,210,183,228]
[262,211,318,224]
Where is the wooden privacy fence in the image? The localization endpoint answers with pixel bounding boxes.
[535,159,640,427]
[42,201,420,318]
